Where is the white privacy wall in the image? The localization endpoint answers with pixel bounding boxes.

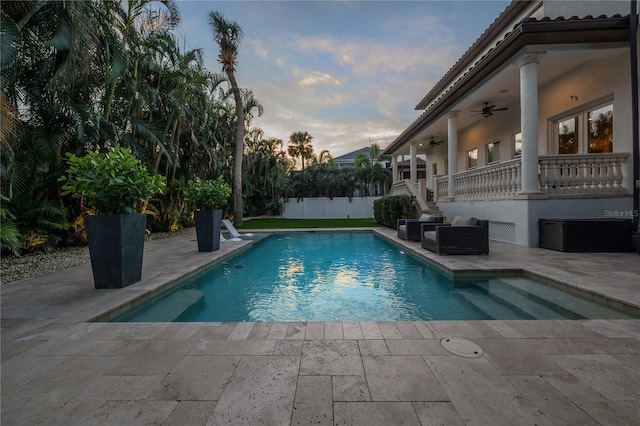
[282,197,380,219]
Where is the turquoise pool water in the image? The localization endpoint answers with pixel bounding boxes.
[109,232,637,322]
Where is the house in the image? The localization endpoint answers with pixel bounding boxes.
[333,147,372,169]
[384,0,639,247]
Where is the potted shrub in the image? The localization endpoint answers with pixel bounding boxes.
[184,176,231,252]
[59,147,165,289]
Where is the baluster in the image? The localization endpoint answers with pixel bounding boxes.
[549,160,560,194]
[605,157,615,192]
[539,161,548,193]
[575,159,586,193]
[558,159,569,195]
[588,159,598,192]
[482,171,488,198]
[613,157,624,191]
[598,159,607,192]
[568,159,575,193]
[484,170,490,198]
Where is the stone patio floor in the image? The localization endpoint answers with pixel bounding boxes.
[1,227,639,425]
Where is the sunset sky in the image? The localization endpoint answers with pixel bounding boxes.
[175,1,510,157]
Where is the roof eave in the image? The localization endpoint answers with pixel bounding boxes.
[415,1,535,111]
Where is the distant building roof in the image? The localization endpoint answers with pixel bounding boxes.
[334,147,370,163]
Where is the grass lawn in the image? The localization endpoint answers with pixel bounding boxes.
[239,218,379,229]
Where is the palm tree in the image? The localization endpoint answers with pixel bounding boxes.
[354,143,391,196]
[208,11,245,226]
[287,131,314,172]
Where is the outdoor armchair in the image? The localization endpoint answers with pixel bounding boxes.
[397,214,444,242]
[421,216,489,255]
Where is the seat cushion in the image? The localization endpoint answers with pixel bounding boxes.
[423,231,436,241]
[419,214,436,222]
[451,216,478,227]
[398,224,406,233]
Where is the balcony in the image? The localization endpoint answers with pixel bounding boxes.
[434,153,630,202]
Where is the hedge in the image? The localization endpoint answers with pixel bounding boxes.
[373,195,419,229]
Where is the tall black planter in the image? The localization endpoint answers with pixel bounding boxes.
[194,210,222,252]
[84,214,146,289]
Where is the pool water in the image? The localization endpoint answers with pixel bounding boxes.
[109,233,637,322]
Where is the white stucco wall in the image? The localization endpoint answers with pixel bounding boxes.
[283,197,380,219]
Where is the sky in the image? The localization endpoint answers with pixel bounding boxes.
[174,0,510,157]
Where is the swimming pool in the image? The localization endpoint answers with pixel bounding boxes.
[109,232,637,322]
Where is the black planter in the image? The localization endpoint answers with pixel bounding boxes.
[84,214,146,289]
[194,210,222,252]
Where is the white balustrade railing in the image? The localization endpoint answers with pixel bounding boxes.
[435,175,448,200]
[433,153,629,201]
[538,153,629,196]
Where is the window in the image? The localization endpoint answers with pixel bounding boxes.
[486,141,500,163]
[558,117,578,154]
[513,132,522,157]
[467,148,478,169]
[432,163,438,175]
[555,102,613,154]
[587,104,613,153]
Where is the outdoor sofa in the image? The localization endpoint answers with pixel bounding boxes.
[397,214,444,242]
[421,216,489,255]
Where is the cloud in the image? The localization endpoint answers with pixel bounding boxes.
[294,36,457,77]
[299,71,341,87]
[247,38,268,58]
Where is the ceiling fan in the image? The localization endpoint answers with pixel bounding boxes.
[471,102,508,118]
[427,137,444,147]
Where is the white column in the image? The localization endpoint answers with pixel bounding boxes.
[517,53,544,194]
[392,156,398,183]
[447,112,459,200]
[409,142,417,184]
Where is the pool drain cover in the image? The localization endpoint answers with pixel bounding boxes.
[440,337,483,358]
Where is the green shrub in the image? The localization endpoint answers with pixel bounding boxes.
[184,176,231,211]
[59,147,166,215]
[373,195,419,229]
[0,195,21,256]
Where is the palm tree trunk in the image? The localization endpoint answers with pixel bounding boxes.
[228,71,244,226]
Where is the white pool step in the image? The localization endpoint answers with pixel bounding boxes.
[489,277,632,319]
[454,285,535,320]
[125,289,205,322]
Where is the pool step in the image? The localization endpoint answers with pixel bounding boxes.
[491,277,632,319]
[473,278,573,320]
[126,289,205,322]
[455,286,535,320]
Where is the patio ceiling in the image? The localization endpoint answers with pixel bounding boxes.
[391,43,628,157]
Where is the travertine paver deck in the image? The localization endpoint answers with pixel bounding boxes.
[1,227,639,425]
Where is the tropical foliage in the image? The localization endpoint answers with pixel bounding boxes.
[0,1,389,256]
[59,147,166,215]
[184,176,231,211]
